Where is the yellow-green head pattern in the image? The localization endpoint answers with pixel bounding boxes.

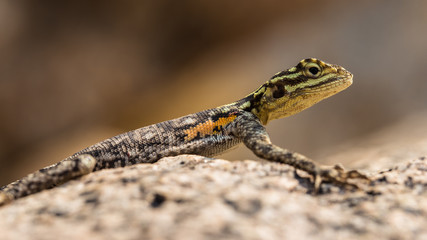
[240,58,353,125]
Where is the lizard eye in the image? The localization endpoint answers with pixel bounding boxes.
[305,63,322,78]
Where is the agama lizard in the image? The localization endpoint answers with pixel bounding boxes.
[0,58,367,206]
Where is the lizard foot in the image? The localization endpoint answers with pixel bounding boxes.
[314,164,370,192]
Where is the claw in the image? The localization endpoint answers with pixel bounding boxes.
[314,173,322,192]
[346,170,369,179]
[333,164,345,171]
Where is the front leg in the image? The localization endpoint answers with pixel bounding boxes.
[231,112,367,191]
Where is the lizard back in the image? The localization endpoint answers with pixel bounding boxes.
[70,106,243,171]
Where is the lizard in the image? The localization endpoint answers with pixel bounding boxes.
[0,58,367,206]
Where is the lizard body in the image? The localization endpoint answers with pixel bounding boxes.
[0,58,366,206]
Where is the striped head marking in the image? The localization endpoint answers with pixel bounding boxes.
[250,58,353,124]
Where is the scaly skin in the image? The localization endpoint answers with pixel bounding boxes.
[0,58,367,206]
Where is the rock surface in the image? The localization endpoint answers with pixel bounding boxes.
[322,112,427,171]
[0,155,425,240]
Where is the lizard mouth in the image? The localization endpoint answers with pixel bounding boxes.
[302,75,353,94]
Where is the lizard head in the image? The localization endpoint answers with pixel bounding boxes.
[246,58,353,125]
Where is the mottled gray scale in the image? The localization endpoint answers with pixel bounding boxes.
[0,105,244,204]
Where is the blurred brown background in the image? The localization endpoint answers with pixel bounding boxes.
[1,0,426,186]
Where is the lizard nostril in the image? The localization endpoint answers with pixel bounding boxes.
[338,68,347,75]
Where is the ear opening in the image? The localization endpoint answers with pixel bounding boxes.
[272,83,286,98]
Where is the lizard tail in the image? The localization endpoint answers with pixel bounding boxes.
[0,154,96,206]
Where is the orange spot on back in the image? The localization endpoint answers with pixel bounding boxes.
[183,115,237,141]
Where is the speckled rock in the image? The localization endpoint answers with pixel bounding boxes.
[0,155,426,240]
